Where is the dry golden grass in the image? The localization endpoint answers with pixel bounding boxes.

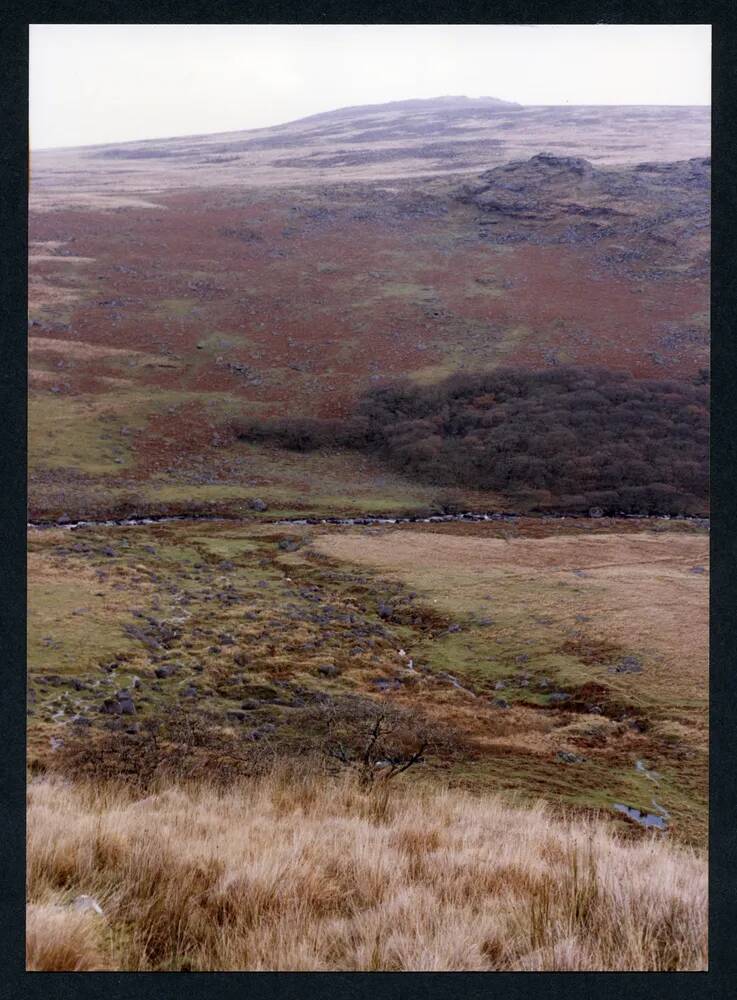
[28,337,153,361]
[26,903,108,971]
[27,769,707,972]
[314,529,709,702]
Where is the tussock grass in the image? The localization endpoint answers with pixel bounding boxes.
[26,903,108,971]
[27,770,706,971]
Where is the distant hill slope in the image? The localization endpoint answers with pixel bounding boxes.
[30,97,710,209]
[28,99,710,521]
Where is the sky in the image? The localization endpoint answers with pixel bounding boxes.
[29,24,711,150]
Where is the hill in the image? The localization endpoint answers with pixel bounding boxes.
[29,98,709,520]
[30,98,709,208]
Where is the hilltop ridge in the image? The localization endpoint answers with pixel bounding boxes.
[292,94,523,123]
[30,97,709,206]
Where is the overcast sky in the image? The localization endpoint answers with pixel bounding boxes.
[29,24,711,150]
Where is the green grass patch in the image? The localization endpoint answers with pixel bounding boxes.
[156,298,198,318]
[29,394,147,474]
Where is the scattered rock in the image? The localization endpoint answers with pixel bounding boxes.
[549,692,570,703]
[72,895,104,916]
[611,655,643,674]
[317,664,339,678]
[556,751,586,764]
[373,677,401,691]
[39,673,64,686]
[627,717,648,733]
[117,696,136,716]
[248,498,268,512]
[101,689,136,715]
[493,698,509,709]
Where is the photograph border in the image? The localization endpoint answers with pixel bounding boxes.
[3,2,736,997]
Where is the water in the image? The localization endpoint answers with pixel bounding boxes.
[635,759,661,782]
[27,511,708,532]
[613,803,668,830]
[650,799,671,820]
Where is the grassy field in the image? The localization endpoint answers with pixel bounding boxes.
[27,769,706,971]
[29,386,511,521]
[313,522,709,843]
[28,517,708,847]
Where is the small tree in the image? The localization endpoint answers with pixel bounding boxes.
[317,696,432,788]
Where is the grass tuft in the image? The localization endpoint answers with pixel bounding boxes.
[27,770,707,971]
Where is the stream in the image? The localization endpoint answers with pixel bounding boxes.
[27,511,709,532]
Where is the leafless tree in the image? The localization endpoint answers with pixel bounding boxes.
[322,700,429,788]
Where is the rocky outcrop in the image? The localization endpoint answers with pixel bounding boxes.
[455,153,710,275]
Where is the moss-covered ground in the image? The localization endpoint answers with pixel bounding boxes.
[28,518,708,847]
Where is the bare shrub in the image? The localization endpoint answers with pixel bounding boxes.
[315,696,435,787]
[48,711,275,791]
